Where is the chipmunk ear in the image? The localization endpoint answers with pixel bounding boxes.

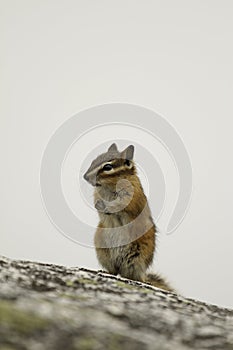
[108,143,118,152]
[121,145,134,160]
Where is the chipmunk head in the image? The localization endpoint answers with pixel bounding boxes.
[83,143,135,187]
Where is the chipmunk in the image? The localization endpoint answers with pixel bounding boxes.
[83,143,173,292]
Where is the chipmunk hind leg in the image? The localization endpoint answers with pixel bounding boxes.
[118,233,155,282]
[120,262,147,282]
[118,245,148,282]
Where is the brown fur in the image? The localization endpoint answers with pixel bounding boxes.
[84,144,173,292]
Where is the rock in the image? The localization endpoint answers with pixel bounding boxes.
[0,255,233,349]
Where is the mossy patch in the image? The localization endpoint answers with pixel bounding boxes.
[74,337,99,350]
[77,278,98,285]
[114,281,136,290]
[140,288,153,294]
[107,333,143,350]
[0,300,49,335]
[65,280,74,287]
[59,293,88,301]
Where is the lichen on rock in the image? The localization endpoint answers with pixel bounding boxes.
[0,255,233,350]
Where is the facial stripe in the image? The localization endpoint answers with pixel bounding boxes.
[100,165,135,178]
[85,161,114,177]
[85,159,134,178]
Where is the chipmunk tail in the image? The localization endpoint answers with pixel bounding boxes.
[145,273,174,292]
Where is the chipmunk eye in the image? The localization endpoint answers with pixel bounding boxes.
[125,159,130,166]
[103,163,113,171]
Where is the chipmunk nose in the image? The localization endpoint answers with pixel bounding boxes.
[83,172,89,181]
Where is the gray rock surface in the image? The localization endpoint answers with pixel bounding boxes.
[0,255,233,350]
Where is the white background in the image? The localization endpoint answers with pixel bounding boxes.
[1,1,233,308]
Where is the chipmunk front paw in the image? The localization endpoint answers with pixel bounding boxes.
[95,199,106,212]
[95,199,112,215]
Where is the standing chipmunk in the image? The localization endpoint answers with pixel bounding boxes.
[83,143,173,291]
